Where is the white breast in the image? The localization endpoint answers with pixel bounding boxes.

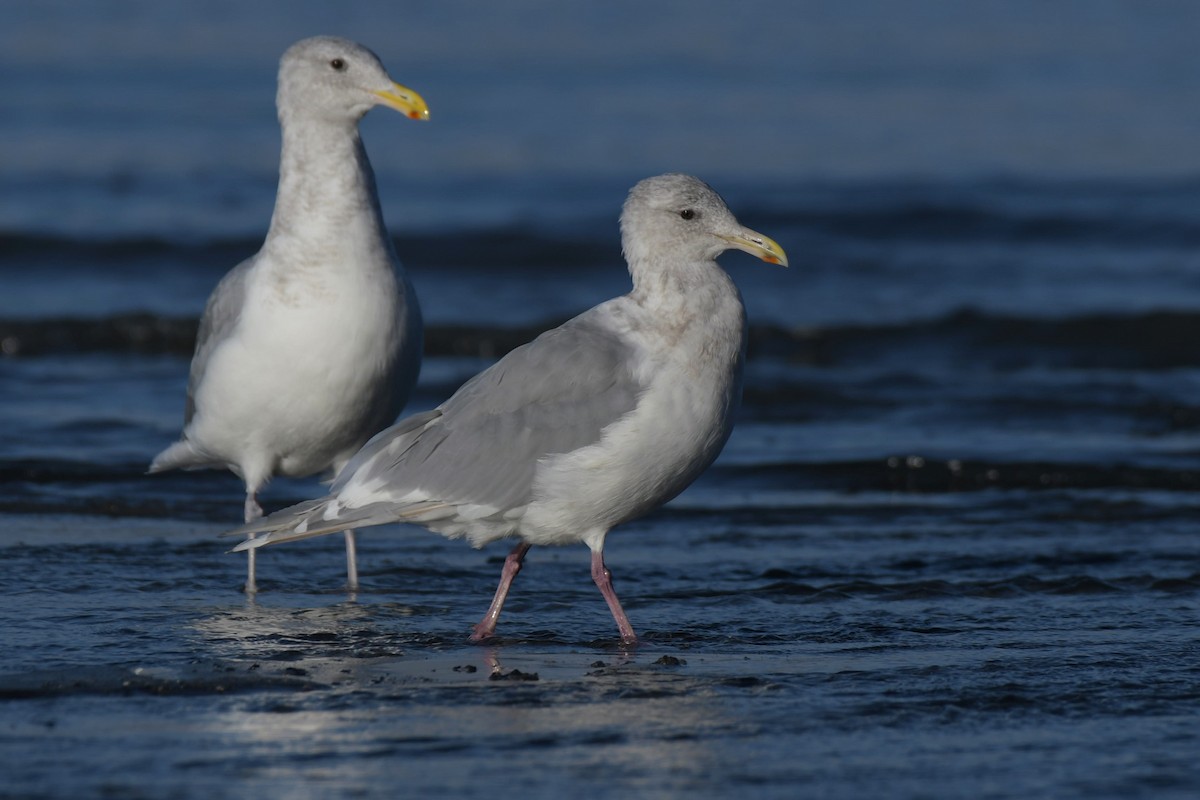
[188,242,406,480]
[520,285,745,548]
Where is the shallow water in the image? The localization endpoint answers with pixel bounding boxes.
[2,503,1198,799]
[4,2,1200,799]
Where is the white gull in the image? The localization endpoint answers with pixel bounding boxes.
[150,36,429,593]
[226,173,787,643]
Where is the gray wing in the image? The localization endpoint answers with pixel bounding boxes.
[337,314,644,513]
[184,257,254,423]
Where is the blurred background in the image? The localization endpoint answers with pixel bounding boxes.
[6,0,1200,230]
[3,0,1200,328]
[4,0,1200,324]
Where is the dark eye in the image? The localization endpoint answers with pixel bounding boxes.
[679,209,696,220]
[330,58,346,71]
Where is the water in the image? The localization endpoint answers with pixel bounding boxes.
[3,2,1200,798]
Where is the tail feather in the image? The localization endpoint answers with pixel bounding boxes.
[148,439,210,473]
[224,498,452,552]
[222,498,331,539]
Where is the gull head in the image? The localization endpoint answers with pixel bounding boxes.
[277,36,430,124]
[620,174,788,270]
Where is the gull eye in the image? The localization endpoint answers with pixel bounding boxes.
[679,209,696,220]
[330,58,347,71]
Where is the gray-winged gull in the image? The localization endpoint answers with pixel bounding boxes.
[226,173,787,643]
[150,36,429,594]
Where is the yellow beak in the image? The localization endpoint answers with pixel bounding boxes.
[371,82,430,121]
[721,228,788,267]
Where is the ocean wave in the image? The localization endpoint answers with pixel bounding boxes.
[6,454,1200,526]
[748,180,1200,246]
[752,307,1200,370]
[7,177,1200,250]
[0,228,615,272]
[7,308,1200,368]
[744,572,1200,601]
[704,457,1200,494]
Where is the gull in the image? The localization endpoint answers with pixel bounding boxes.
[150,36,429,594]
[226,173,787,643]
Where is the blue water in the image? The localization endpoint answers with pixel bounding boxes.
[3,2,1200,798]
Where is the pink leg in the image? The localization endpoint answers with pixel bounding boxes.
[592,550,637,645]
[470,542,532,641]
[243,493,262,595]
